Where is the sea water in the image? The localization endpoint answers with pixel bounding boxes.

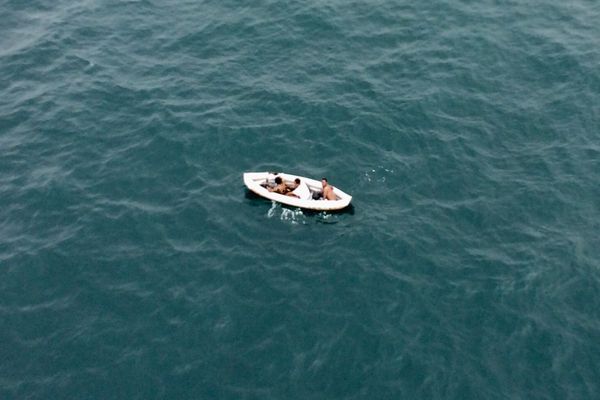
[1,1,599,398]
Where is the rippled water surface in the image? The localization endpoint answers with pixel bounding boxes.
[1,1,600,399]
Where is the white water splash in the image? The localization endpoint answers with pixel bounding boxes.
[267,201,277,218]
[363,165,395,183]
[266,202,306,224]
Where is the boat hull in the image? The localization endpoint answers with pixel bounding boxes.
[243,172,352,211]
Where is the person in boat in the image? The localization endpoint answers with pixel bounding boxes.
[321,177,337,200]
[267,176,288,194]
[286,178,311,200]
[263,172,279,188]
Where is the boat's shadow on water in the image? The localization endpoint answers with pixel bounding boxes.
[243,189,355,216]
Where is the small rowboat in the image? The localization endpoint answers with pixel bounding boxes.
[243,172,352,211]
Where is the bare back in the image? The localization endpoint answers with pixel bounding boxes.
[323,184,337,200]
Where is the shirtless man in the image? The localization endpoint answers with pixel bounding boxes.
[264,172,279,188]
[267,176,288,194]
[321,177,337,200]
[286,178,311,200]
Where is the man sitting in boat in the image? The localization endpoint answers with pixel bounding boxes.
[267,176,289,194]
[286,178,311,200]
[264,172,280,188]
[321,177,337,200]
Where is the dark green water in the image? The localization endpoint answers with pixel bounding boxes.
[1,0,599,398]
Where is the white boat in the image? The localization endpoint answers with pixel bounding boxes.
[243,172,352,211]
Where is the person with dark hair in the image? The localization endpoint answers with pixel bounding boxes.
[321,177,337,200]
[286,178,311,200]
[265,172,279,188]
[268,176,288,194]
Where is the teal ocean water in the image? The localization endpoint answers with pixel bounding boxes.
[2,1,600,398]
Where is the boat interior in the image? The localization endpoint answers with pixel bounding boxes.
[260,178,326,200]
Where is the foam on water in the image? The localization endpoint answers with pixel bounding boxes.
[266,201,306,225]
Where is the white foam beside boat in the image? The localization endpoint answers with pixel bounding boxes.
[243,172,352,211]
